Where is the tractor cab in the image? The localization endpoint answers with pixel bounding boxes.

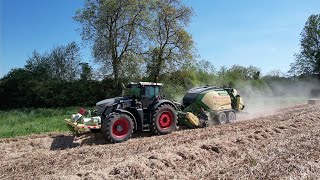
[126,82,163,108]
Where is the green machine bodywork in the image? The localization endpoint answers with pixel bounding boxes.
[176,86,245,128]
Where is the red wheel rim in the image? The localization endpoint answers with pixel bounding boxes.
[112,118,129,138]
[158,111,173,129]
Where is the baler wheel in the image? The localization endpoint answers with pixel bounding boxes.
[227,111,236,123]
[217,112,227,124]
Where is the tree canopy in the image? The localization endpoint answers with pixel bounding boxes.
[75,0,195,82]
[290,14,320,79]
[74,0,150,83]
[146,0,194,77]
[25,42,81,81]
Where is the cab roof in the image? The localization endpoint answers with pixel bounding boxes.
[129,82,163,86]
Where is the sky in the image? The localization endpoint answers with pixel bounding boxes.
[1,0,320,78]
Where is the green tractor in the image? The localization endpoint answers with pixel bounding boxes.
[175,86,245,128]
[65,82,177,143]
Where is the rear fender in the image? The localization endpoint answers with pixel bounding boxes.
[149,99,177,111]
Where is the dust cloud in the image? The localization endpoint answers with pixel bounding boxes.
[168,79,320,119]
[238,79,320,117]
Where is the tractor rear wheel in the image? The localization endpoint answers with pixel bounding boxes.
[217,112,227,124]
[102,113,134,143]
[227,111,236,123]
[151,104,177,135]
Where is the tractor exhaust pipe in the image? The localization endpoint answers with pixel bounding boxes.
[121,83,125,97]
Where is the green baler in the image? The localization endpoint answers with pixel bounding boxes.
[176,86,245,128]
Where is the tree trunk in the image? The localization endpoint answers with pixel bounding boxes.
[151,48,164,77]
[113,59,120,85]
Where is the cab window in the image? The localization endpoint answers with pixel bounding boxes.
[127,85,141,99]
[143,86,160,99]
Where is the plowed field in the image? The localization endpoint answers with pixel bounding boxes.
[1,104,320,179]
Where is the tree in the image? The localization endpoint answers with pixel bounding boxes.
[49,42,81,81]
[225,65,260,81]
[80,62,93,81]
[196,59,215,74]
[146,0,194,78]
[290,14,320,78]
[246,66,261,80]
[194,60,216,85]
[0,68,33,108]
[118,53,145,80]
[75,0,149,84]
[264,69,285,79]
[25,42,81,81]
[25,50,52,80]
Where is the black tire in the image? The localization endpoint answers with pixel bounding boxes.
[226,111,236,123]
[151,104,177,135]
[101,113,134,143]
[101,116,107,134]
[90,129,101,133]
[217,112,227,124]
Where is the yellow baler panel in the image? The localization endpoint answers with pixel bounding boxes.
[201,91,232,111]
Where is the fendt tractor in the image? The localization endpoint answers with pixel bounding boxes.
[66,82,178,143]
[65,82,245,143]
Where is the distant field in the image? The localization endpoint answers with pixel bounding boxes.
[0,107,82,138]
[244,96,308,112]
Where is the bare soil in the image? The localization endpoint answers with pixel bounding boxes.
[1,104,320,179]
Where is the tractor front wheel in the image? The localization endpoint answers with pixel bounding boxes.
[151,104,177,135]
[102,113,134,143]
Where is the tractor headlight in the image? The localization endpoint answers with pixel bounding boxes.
[91,116,101,125]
